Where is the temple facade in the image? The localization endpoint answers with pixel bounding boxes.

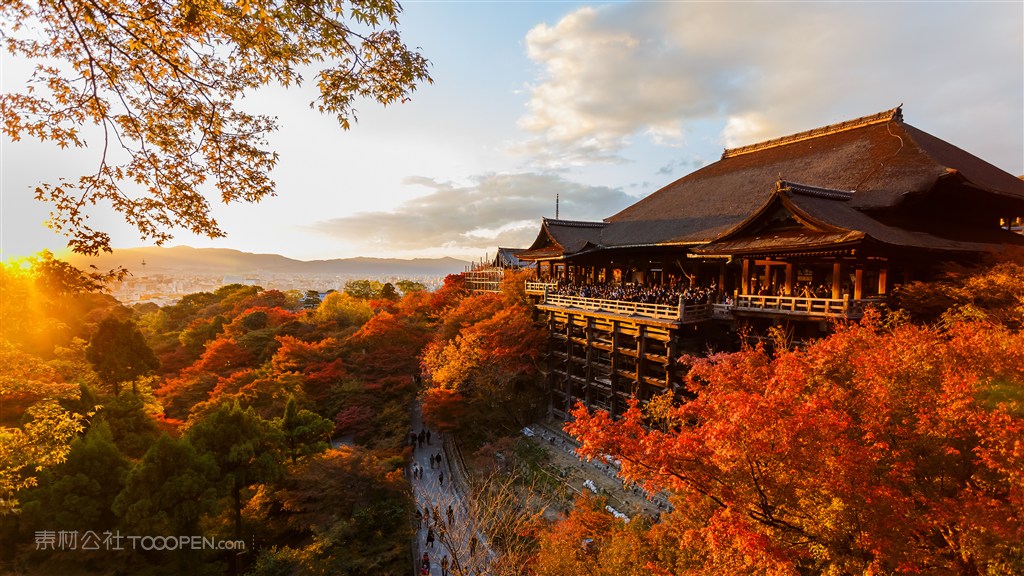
[471,107,1024,419]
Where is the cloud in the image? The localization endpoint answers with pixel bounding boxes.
[311,172,636,253]
[518,3,1023,173]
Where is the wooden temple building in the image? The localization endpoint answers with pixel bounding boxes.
[464,107,1024,419]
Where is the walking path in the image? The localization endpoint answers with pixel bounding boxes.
[409,404,490,576]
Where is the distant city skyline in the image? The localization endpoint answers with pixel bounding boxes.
[3,1,1022,262]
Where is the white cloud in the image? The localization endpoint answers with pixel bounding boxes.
[517,2,1023,173]
[311,172,635,253]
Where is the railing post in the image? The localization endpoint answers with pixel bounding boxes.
[543,285,549,304]
[678,294,685,321]
[843,294,849,315]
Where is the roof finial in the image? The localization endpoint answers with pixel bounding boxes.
[556,193,559,219]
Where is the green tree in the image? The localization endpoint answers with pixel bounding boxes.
[276,396,332,464]
[380,282,399,301]
[86,316,160,395]
[96,392,161,458]
[22,421,130,532]
[186,402,283,544]
[113,434,221,574]
[2,0,431,255]
[303,290,322,310]
[396,279,426,295]
[343,279,383,300]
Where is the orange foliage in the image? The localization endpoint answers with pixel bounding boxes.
[565,310,1024,574]
[421,387,468,432]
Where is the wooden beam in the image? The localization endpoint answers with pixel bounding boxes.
[784,263,794,296]
[832,261,842,299]
[742,259,750,295]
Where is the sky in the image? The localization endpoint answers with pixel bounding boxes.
[2,1,1022,263]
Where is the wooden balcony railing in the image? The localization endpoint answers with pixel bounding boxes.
[525,281,557,295]
[539,291,713,323]
[730,294,886,318]
[528,281,886,322]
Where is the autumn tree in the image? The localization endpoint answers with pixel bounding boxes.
[564,311,1024,575]
[2,0,431,255]
[311,290,374,329]
[420,293,545,438]
[533,493,656,576]
[0,343,85,515]
[894,252,1024,329]
[248,447,412,576]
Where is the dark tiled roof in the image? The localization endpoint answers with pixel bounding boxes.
[492,247,528,268]
[601,107,1023,248]
[518,218,607,260]
[697,181,1024,255]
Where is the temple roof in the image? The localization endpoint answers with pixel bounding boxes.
[519,106,1024,260]
[519,218,607,260]
[492,247,528,268]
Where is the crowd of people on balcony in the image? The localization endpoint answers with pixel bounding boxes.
[548,281,717,306]
[753,282,835,298]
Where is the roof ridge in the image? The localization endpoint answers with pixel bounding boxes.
[722,105,903,159]
[543,218,607,228]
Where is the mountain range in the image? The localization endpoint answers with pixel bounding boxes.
[66,246,471,278]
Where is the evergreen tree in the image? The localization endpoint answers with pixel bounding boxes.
[86,317,159,396]
[276,396,333,464]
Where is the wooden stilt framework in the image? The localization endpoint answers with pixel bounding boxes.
[543,307,678,420]
[463,267,505,293]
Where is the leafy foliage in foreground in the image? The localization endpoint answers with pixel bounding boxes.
[2,0,431,255]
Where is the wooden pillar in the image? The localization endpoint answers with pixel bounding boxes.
[584,318,594,407]
[565,313,574,414]
[637,325,647,402]
[784,263,794,296]
[878,268,888,295]
[854,267,864,300]
[831,262,843,299]
[609,321,620,416]
[546,311,556,418]
[742,259,751,295]
[718,263,727,296]
[667,334,679,391]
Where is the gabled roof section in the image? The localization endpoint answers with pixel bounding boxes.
[518,218,607,261]
[695,180,864,255]
[697,178,1024,256]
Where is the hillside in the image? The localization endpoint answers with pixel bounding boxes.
[66,246,471,277]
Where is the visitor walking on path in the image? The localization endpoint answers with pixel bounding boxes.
[409,400,491,575]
